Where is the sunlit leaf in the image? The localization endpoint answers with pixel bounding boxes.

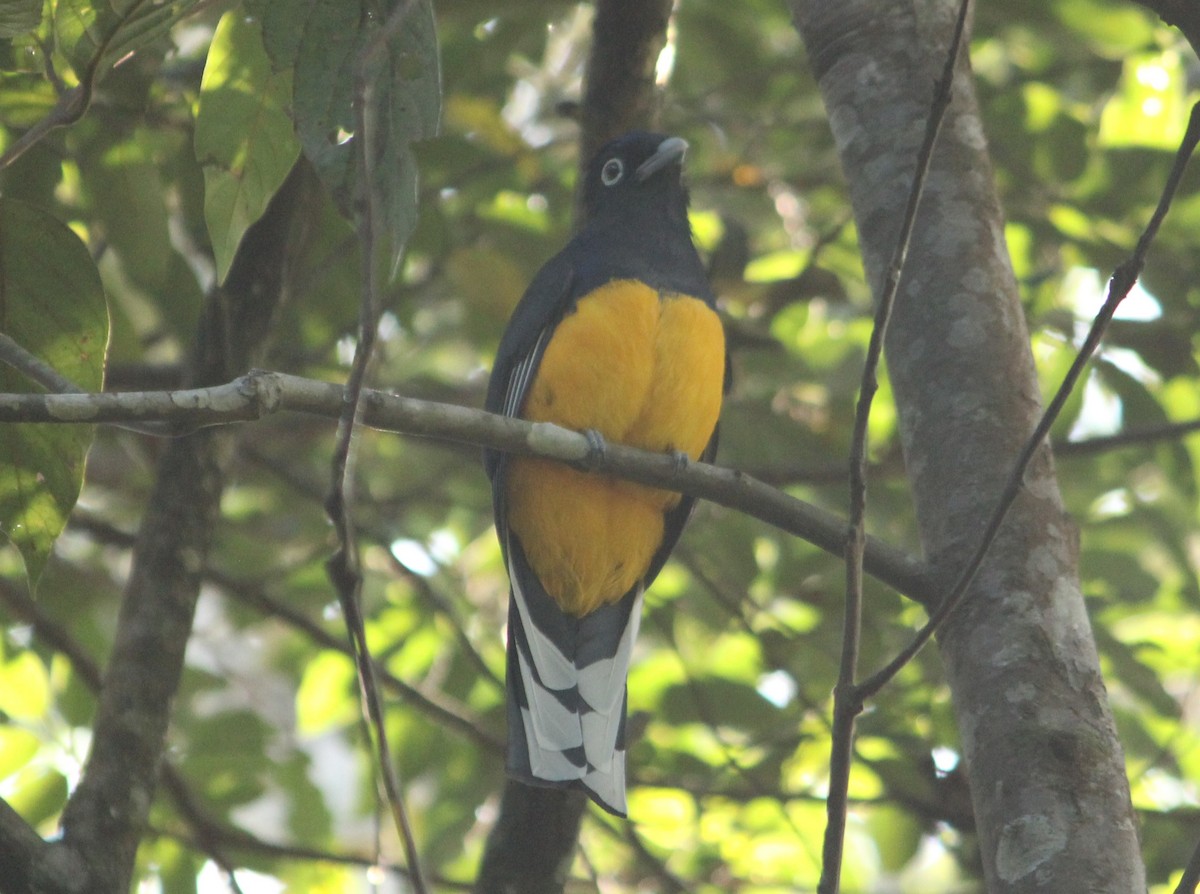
[7,766,67,828]
[0,650,49,720]
[195,11,300,284]
[296,649,357,735]
[0,727,40,779]
[1098,51,1188,150]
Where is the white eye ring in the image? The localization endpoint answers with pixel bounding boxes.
[600,158,624,186]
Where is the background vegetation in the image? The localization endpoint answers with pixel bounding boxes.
[1,0,1198,891]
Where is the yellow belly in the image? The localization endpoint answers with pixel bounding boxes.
[505,280,725,616]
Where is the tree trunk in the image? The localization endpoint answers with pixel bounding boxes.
[19,163,317,894]
[791,2,1145,890]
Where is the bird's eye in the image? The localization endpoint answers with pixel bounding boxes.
[600,158,624,186]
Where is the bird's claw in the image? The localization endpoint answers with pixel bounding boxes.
[580,428,608,467]
[669,449,689,474]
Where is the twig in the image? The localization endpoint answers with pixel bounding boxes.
[0,0,158,171]
[211,566,504,753]
[1175,833,1200,894]
[324,2,428,890]
[1055,418,1200,456]
[818,2,970,891]
[0,575,481,891]
[857,97,1200,699]
[0,581,238,893]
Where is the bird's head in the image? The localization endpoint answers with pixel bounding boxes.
[581,131,692,229]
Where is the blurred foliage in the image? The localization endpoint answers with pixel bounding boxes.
[0,0,1198,891]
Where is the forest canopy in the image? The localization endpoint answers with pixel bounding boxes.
[1,0,1199,892]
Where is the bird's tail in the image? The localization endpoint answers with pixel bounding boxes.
[504,534,642,816]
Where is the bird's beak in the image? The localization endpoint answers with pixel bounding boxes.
[635,136,689,181]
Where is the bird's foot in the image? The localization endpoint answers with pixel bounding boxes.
[576,428,608,469]
[668,448,689,474]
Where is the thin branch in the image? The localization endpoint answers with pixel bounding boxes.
[1,369,933,601]
[0,579,266,893]
[0,574,478,892]
[324,2,428,890]
[1175,833,1200,894]
[819,3,970,891]
[1055,418,1200,456]
[619,823,690,894]
[210,567,504,754]
[0,0,159,172]
[858,98,1200,699]
[0,332,87,394]
[151,819,476,892]
[0,331,172,436]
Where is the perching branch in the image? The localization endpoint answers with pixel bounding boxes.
[0,369,933,602]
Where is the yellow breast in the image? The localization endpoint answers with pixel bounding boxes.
[505,279,725,616]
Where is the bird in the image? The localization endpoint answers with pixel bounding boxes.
[484,131,727,816]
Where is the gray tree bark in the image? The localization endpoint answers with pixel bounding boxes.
[791,2,1145,891]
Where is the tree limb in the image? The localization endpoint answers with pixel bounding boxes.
[0,371,933,602]
[0,797,45,894]
[792,0,1147,889]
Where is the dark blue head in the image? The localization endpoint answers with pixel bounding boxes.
[581,131,692,231]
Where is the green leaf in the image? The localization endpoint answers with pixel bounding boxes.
[866,804,924,871]
[288,0,441,281]
[0,198,108,587]
[84,137,174,294]
[8,766,67,828]
[53,0,197,85]
[0,727,40,779]
[0,0,41,39]
[296,649,357,734]
[1098,51,1188,150]
[195,11,301,284]
[0,650,50,720]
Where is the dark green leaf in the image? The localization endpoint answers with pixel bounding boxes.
[52,0,197,85]
[0,198,107,587]
[290,0,441,281]
[0,0,40,39]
